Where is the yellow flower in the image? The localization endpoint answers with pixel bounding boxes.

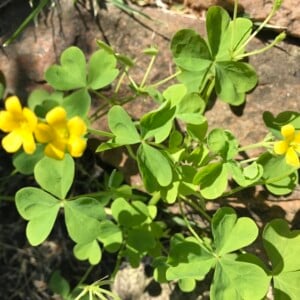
[35,106,87,160]
[0,96,38,154]
[274,124,300,168]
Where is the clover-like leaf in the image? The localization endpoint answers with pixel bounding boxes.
[258,152,297,195]
[211,254,270,300]
[170,29,212,72]
[193,162,228,199]
[215,61,257,105]
[263,219,300,299]
[108,105,140,145]
[15,187,60,246]
[206,6,231,58]
[87,49,119,90]
[263,111,300,139]
[97,220,122,253]
[62,88,91,118]
[207,128,239,160]
[212,207,258,256]
[13,144,45,175]
[34,154,75,199]
[137,143,173,188]
[166,239,215,281]
[64,197,105,243]
[140,101,176,143]
[45,46,87,90]
[111,197,149,227]
[73,240,102,265]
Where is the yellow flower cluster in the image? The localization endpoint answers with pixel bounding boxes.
[0,96,87,160]
[274,124,300,168]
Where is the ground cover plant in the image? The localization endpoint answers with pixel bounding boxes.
[0,0,300,299]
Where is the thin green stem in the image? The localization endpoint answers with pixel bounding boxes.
[72,265,95,294]
[234,3,278,56]
[110,241,126,280]
[140,55,157,88]
[235,32,286,60]
[231,0,239,52]
[114,70,127,94]
[178,198,202,244]
[149,70,182,88]
[182,196,212,223]
[125,145,137,160]
[88,128,114,138]
[238,141,273,152]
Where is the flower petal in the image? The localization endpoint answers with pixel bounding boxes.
[67,117,87,136]
[35,123,53,143]
[285,147,300,168]
[5,96,22,114]
[0,111,19,132]
[46,106,67,126]
[20,130,36,154]
[67,137,86,157]
[44,143,65,160]
[23,107,38,131]
[2,131,22,153]
[281,124,295,141]
[274,141,288,155]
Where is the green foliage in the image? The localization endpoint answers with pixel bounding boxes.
[3,1,299,299]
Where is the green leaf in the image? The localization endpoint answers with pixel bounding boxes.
[108,106,140,144]
[206,6,231,58]
[140,101,176,143]
[64,197,105,243]
[97,220,122,253]
[163,84,187,105]
[178,278,196,292]
[258,152,297,195]
[87,49,119,90]
[207,128,239,160]
[73,240,102,265]
[62,88,91,118]
[28,89,63,112]
[211,254,270,300]
[166,239,215,280]
[215,61,257,105]
[49,271,70,298]
[137,143,173,187]
[227,161,263,187]
[13,144,45,175]
[45,47,87,90]
[266,171,298,195]
[34,154,75,199]
[263,111,300,139]
[127,227,156,253]
[212,207,258,255]
[193,162,228,199]
[111,197,149,227]
[0,70,6,99]
[170,29,212,71]
[263,219,300,299]
[15,187,60,246]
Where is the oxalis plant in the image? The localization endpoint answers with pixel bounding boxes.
[0,0,300,299]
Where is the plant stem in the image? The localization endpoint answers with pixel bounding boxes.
[238,141,273,152]
[73,265,95,294]
[182,196,212,223]
[235,32,286,60]
[178,198,202,243]
[233,2,279,56]
[140,55,157,88]
[149,70,182,88]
